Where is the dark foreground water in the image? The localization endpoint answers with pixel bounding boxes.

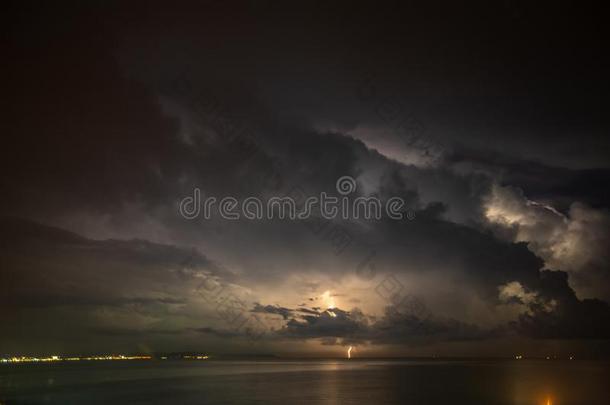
[1,360,608,404]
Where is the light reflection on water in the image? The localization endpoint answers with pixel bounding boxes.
[0,359,608,404]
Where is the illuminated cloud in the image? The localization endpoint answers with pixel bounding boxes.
[484,184,610,299]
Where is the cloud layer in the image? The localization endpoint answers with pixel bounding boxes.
[3,1,610,356]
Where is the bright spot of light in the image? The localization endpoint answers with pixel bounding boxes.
[322,290,336,309]
[347,346,353,359]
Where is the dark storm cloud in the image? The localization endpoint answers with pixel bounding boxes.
[0,217,229,312]
[251,304,294,320]
[512,270,610,339]
[2,215,609,350]
[279,308,369,342]
[447,149,610,212]
[297,307,323,315]
[3,1,610,355]
[369,307,498,344]
[274,304,496,344]
[353,213,546,300]
[5,1,609,225]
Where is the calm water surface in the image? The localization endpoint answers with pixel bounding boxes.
[1,360,608,404]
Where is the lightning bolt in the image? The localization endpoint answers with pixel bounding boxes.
[347,346,353,359]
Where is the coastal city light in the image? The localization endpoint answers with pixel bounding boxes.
[182,355,209,360]
[0,354,212,364]
[0,355,152,363]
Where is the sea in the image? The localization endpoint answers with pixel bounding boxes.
[1,359,608,404]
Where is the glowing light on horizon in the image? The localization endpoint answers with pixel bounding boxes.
[541,396,553,405]
[322,290,336,309]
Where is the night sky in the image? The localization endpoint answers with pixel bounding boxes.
[2,1,610,358]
